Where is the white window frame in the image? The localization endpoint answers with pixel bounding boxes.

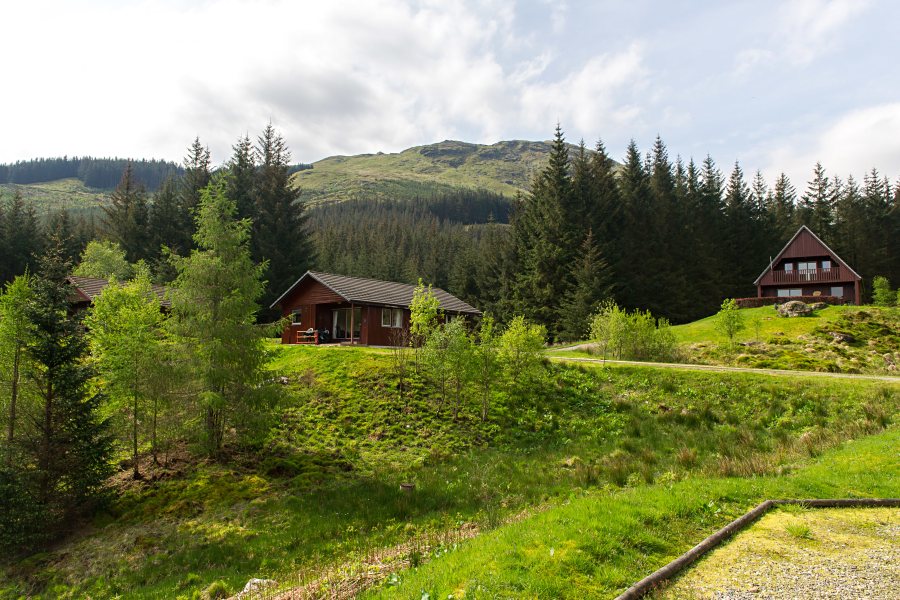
[381,308,404,328]
[291,308,302,325]
[777,288,802,298]
[831,286,844,298]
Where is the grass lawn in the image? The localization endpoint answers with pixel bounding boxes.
[1,347,896,599]
[364,428,900,599]
[669,305,856,345]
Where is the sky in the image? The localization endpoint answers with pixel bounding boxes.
[2,0,898,187]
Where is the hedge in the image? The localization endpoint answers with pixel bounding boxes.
[734,296,844,309]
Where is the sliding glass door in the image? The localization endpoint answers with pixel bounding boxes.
[332,307,362,340]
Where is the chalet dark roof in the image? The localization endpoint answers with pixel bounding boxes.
[67,276,172,308]
[271,271,481,315]
[753,225,862,285]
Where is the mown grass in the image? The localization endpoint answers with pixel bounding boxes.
[1,346,896,599]
[669,305,853,345]
[364,428,900,599]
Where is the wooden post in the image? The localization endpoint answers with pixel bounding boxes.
[349,303,355,345]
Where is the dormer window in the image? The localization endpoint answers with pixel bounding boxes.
[783,263,793,272]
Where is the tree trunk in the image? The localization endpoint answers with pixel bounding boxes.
[132,390,141,479]
[151,396,159,466]
[6,346,21,467]
[39,380,53,504]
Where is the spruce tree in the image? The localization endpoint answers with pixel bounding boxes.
[1,191,41,283]
[559,230,612,340]
[227,135,257,222]
[103,163,151,263]
[148,175,188,269]
[15,246,113,546]
[799,162,834,239]
[251,125,314,309]
[168,179,269,455]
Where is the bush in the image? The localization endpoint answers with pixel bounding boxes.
[872,276,895,307]
[715,299,745,344]
[589,303,677,362]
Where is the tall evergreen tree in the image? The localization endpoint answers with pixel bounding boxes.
[168,180,269,455]
[251,125,314,309]
[512,125,574,339]
[798,162,834,240]
[103,163,151,263]
[0,191,41,283]
[228,135,257,222]
[148,175,188,266]
[559,230,612,340]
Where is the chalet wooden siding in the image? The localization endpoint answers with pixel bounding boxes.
[271,271,479,346]
[754,226,862,305]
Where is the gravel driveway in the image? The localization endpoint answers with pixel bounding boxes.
[657,507,899,599]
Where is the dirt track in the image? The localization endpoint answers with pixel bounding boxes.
[549,354,900,383]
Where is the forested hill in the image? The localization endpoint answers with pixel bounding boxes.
[291,139,596,203]
[0,157,183,191]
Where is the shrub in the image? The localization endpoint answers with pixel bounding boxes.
[872,276,895,306]
[589,303,677,362]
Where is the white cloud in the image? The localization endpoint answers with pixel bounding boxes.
[761,103,900,184]
[0,0,647,164]
[732,0,869,74]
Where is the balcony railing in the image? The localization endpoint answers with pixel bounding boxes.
[770,266,842,283]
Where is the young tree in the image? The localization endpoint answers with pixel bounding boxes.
[871,276,895,306]
[85,266,167,478]
[74,240,134,281]
[13,246,113,547]
[409,279,441,368]
[0,275,34,467]
[590,300,628,362]
[474,315,501,421]
[497,316,546,401]
[715,298,746,345]
[423,324,450,412]
[168,179,269,455]
[443,318,475,420]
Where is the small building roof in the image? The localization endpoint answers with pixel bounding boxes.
[67,275,171,308]
[753,225,862,285]
[270,271,481,315]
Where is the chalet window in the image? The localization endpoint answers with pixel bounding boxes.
[822,260,832,271]
[783,263,793,272]
[291,308,302,325]
[831,286,844,298]
[381,308,403,328]
[777,289,802,298]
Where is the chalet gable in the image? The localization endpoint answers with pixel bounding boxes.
[753,225,861,285]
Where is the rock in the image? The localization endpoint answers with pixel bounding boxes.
[828,331,854,343]
[777,301,812,318]
[236,578,277,598]
[883,354,895,366]
[809,302,827,311]
[561,456,582,469]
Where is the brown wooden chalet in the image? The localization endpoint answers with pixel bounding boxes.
[67,276,171,310]
[754,226,861,304]
[270,271,480,346]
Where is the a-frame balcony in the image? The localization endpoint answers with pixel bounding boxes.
[769,266,843,284]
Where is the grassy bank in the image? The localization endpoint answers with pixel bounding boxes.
[364,428,900,599]
[1,346,896,598]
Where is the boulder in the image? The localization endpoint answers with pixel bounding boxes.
[777,301,812,318]
[236,579,277,598]
[828,331,854,343]
[809,302,827,311]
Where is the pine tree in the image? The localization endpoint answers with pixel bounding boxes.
[103,163,151,263]
[168,179,269,455]
[251,125,314,309]
[615,140,652,312]
[559,230,612,340]
[228,135,257,222]
[769,173,797,241]
[148,175,189,269]
[177,138,212,249]
[1,191,41,283]
[799,162,834,239]
[17,245,113,544]
[512,125,573,339]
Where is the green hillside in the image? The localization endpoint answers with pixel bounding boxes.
[2,344,895,598]
[292,139,579,203]
[0,178,109,217]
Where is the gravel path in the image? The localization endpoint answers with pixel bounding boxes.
[549,355,900,383]
[658,507,900,599]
